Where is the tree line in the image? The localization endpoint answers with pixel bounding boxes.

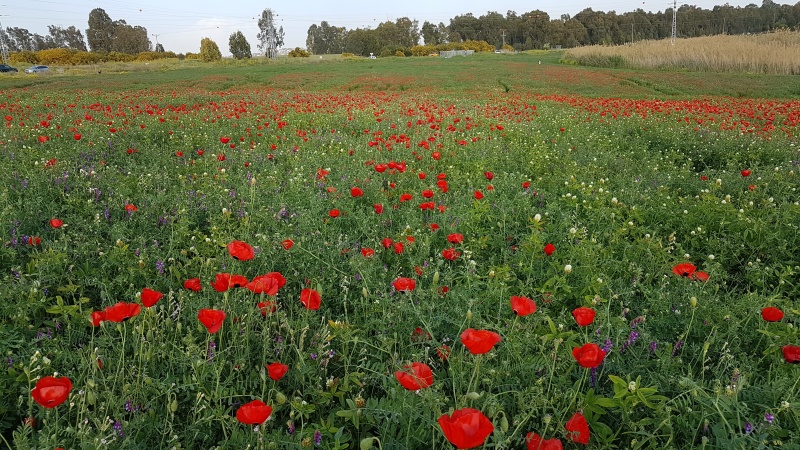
[307,0,800,55]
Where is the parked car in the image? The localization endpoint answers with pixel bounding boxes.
[24,65,49,74]
[0,64,18,73]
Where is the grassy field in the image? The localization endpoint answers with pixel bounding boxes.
[564,31,800,75]
[1,54,799,449]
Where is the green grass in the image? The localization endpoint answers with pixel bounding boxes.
[1,54,800,449]
[3,52,800,98]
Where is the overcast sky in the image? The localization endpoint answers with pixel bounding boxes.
[7,0,761,55]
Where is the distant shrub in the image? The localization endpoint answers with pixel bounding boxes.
[288,47,310,58]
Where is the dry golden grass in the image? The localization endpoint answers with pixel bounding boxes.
[564,30,800,74]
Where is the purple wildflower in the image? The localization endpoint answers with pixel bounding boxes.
[744,422,753,435]
[314,430,322,446]
[765,412,774,425]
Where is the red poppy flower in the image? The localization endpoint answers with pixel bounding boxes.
[393,242,404,254]
[31,376,72,408]
[437,285,449,296]
[103,302,142,322]
[49,218,63,229]
[783,345,800,363]
[437,344,451,361]
[762,307,784,322]
[429,223,441,232]
[227,240,255,261]
[741,169,751,177]
[44,158,57,167]
[141,288,164,308]
[473,190,484,200]
[361,247,375,258]
[373,203,384,214]
[73,133,82,140]
[220,137,231,144]
[572,307,596,327]
[411,327,431,342]
[198,308,226,333]
[438,408,494,449]
[447,233,464,244]
[400,193,413,202]
[484,171,494,181]
[543,243,556,256]
[522,181,531,189]
[316,168,329,179]
[350,187,363,197]
[693,271,709,282]
[419,201,435,210]
[236,399,272,425]
[125,203,137,213]
[565,412,590,444]
[381,238,393,249]
[300,288,321,310]
[90,310,106,326]
[28,236,41,246]
[672,263,696,278]
[183,278,202,292]
[392,277,416,292]
[510,296,537,316]
[395,362,434,390]
[701,175,708,181]
[461,328,502,355]
[210,273,249,292]
[442,248,461,261]
[281,239,294,250]
[253,302,275,317]
[572,343,606,368]
[246,272,286,296]
[38,136,49,144]
[217,154,226,161]
[328,209,340,218]
[422,189,434,198]
[526,433,563,450]
[266,362,289,381]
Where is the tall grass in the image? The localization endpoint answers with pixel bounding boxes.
[564,30,800,74]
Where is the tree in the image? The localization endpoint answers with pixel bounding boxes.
[199,37,222,62]
[257,9,281,59]
[112,22,150,54]
[87,8,115,52]
[47,25,87,50]
[155,43,165,53]
[229,31,252,59]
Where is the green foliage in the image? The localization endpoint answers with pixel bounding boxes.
[1,57,800,449]
[228,31,252,60]
[288,47,310,58]
[199,37,222,62]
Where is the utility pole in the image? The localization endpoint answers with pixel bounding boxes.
[671,0,677,45]
[631,23,634,43]
[500,29,506,48]
[151,33,159,48]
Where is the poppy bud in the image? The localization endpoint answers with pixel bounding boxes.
[500,415,509,432]
[170,399,178,412]
[276,392,287,404]
[465,392,482,400]
[432,270,439,285]
[466,310,473,320]
[362,287,368,298]
[360,437,376,450]
[690,297,698,308]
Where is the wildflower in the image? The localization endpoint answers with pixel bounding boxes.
[395,362,434,390]
[438,408,493,449]
[510,296,537,316]
[236,400,272,425]
[461,328,502,355]
[31,376,72,408]
[565,412,590,444]
[572,343,606,368]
